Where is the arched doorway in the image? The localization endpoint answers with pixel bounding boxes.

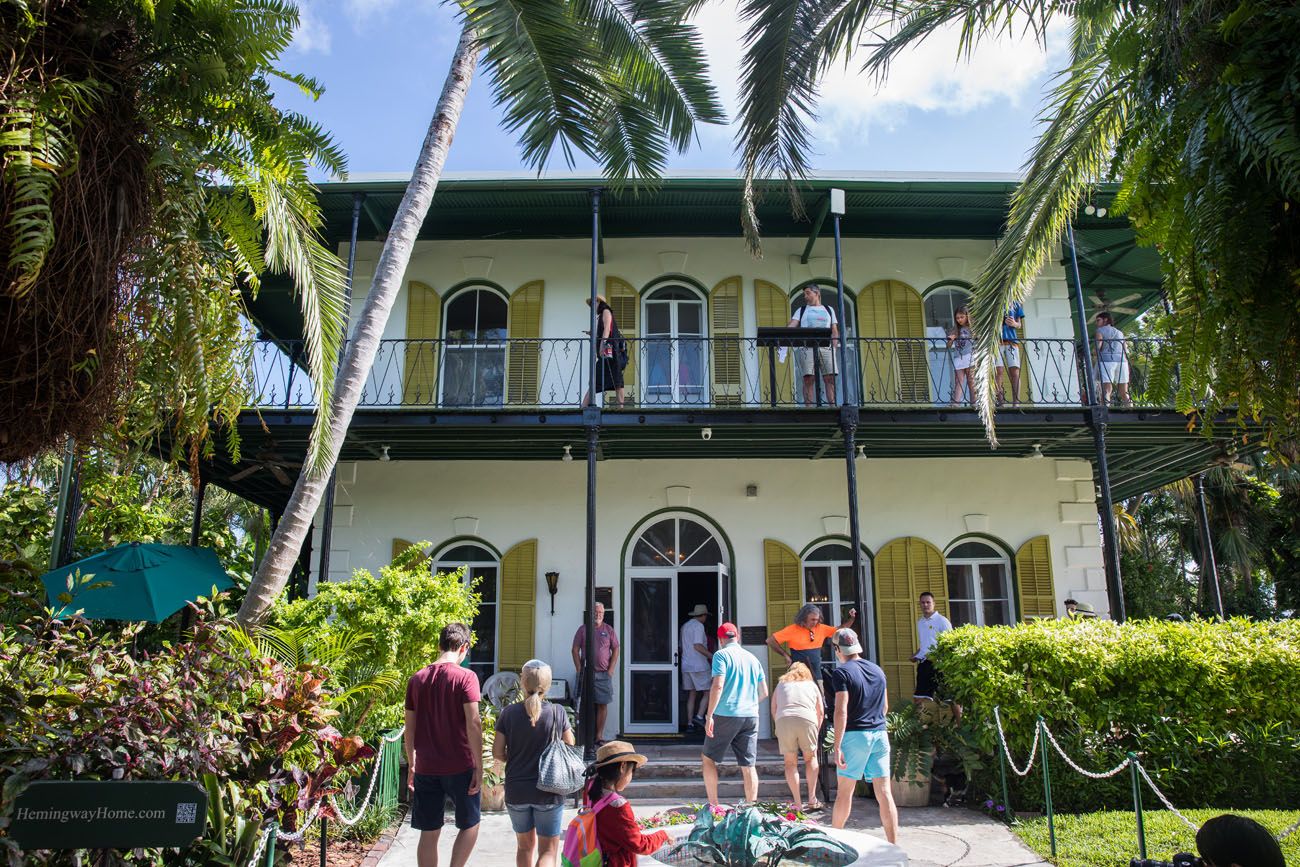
[642,282,707,405]
[623,512,731,733]
[441,283,508,406]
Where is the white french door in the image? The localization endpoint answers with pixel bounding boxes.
[624,571,679,733]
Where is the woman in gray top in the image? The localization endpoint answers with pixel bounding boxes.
[493,659,574,867]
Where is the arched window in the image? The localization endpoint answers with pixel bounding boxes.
[630,515,723,567]
[923,283,973,333]
[923,283,974,407]
[442,285,508,406]
[642,283,706,405]
[434,541,500,682]
[945,539,1012,627]
[802,541,870,675]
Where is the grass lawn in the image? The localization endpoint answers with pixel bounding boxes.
[1012,809,1299,867]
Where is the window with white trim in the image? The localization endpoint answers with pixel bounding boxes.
[945,540,1012,627]
[434,542,499,682]
[802,542,869,676]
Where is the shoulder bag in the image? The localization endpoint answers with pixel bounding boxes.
[537,704,585,794]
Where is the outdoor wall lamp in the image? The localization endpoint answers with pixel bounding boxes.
[545,571,560,613]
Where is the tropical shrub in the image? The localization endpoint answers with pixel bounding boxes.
[272,542,480,738]
[0,602,373,864]
[932,618,1300,811]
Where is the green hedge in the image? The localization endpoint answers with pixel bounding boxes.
[932,618,1300,812]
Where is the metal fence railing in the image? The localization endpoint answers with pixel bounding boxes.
[248,336,1177,411]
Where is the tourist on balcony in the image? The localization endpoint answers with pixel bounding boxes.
[947,306,975,407]
[494,659,574,867]
[680,604,714,731]
[771,661,826,812]
[572,602,619,745]
[995,301,1025,406]
[581,294,627,409]
[766,603,857,686]
[787,284,839,405]
[702,622,767,805]
[1094,311,1132,407]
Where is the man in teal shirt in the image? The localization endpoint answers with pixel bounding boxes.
[702,622,768,804]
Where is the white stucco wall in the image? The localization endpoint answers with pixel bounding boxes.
[310,454,1108,737]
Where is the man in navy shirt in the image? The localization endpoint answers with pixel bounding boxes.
[828,628,898,841]
[995,301,1024,406]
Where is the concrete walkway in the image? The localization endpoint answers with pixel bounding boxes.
[376,802,1048,867]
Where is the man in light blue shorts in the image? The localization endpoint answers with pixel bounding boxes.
[829,628,898,842]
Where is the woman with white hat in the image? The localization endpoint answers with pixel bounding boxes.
[583,741,669,867]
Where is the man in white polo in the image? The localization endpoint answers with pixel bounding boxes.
[911,591,952,702]
[680,604,713,731]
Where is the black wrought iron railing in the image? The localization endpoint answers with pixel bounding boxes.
[249,336,1176,410]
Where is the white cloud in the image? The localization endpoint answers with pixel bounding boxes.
[693,0,1068,153]
[290,2,332,55]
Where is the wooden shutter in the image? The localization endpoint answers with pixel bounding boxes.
[755,280,792,405]
[873,536,948,706]
[891,282,928,403]
[857,281,896,403]
[507,280,544,405]
[498,539,538,671]
[710,276,744,405]
[392,538,415,561]
[606,277,638,405]
[763,539,802,672]
[403,281,441,405]
[1015,535,1056,620]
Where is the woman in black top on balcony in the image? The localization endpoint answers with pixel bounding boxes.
[581,295,627,409]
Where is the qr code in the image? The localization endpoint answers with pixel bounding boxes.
[175,803,198,824]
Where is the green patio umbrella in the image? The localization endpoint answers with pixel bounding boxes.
[41,542,234,622]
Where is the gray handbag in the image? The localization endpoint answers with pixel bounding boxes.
[536,704,585,795]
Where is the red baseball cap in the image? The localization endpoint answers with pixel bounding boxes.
[717,622,738,639]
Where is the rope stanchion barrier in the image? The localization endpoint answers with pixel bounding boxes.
[1129,753,1146,859]
[1039,722,1132,779]
[246,823,276,867]
[1134,763,1201,833]
[993,706,1040,777]
[1037,717,1056,858]
[1277,816,1300,841]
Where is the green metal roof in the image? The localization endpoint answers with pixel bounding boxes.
[247,173,1162,340]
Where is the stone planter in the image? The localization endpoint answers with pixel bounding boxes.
[642,823,907,866]
[890,771,931,807]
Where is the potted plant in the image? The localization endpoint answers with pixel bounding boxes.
[479,702,507,811]
[886,702,947,807]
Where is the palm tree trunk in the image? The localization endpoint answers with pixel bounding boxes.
[236,25,479,625]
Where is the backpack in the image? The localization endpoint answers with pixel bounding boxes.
[560,791,619,867]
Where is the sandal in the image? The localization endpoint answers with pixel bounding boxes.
[806,801,825,812]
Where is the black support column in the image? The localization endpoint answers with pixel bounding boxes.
[1064,221,1126,621]
[828,190,868,626]
[581,188,602,759]
[317,193,365,593]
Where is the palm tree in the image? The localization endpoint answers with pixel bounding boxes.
[732,0,1300,447]
[237,2,723,624]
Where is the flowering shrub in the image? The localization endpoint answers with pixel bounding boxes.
[0,601,373,864]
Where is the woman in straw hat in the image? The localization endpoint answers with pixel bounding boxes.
[583,741,669,867]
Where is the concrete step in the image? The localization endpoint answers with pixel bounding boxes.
[636,760,791,779]
[623,776,796,800]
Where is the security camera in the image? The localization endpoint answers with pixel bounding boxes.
[701,427,712,441]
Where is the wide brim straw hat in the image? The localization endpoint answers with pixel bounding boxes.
[590,740,648,770]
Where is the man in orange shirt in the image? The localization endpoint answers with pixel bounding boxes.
[766,604,857,686]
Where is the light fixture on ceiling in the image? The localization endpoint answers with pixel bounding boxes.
[855,444,865,460]
[1028,442,1045,460]
[701,427,713,441]
[562,444,573,462]
[380,444,391,462]
[1084,204,1096,216]
[1096,207,1108,218]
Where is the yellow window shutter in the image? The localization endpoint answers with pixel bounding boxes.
[857,281,896,403]
[873,538,917,707]
[1015,535,1056,620]
[755,280,792,405]
[906,537,949,617]
[606,277,638,404]
[498,539,538,672]
[890,282,929,403]
[709,276,744,405]
[392,538,416,561]
[507,280,544,405]
[403,281,441,405]
[763,539,802,672]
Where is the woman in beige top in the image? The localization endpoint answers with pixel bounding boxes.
[770,662,826,811]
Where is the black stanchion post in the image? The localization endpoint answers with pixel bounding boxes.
[1038,717,1056,857]
[1129,754,1146,859]
[319,817,327,867]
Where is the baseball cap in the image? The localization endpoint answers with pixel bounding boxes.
[717,622,738,639]
[832,627,863,655]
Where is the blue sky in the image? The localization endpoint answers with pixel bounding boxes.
[280,1,1068,178]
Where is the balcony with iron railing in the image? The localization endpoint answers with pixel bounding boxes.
[249,336,1176,412]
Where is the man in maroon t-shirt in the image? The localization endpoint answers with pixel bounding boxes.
[404,622,483,867]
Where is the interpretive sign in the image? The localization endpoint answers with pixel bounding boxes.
[740,626,768,645]
[8,781,207,850]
